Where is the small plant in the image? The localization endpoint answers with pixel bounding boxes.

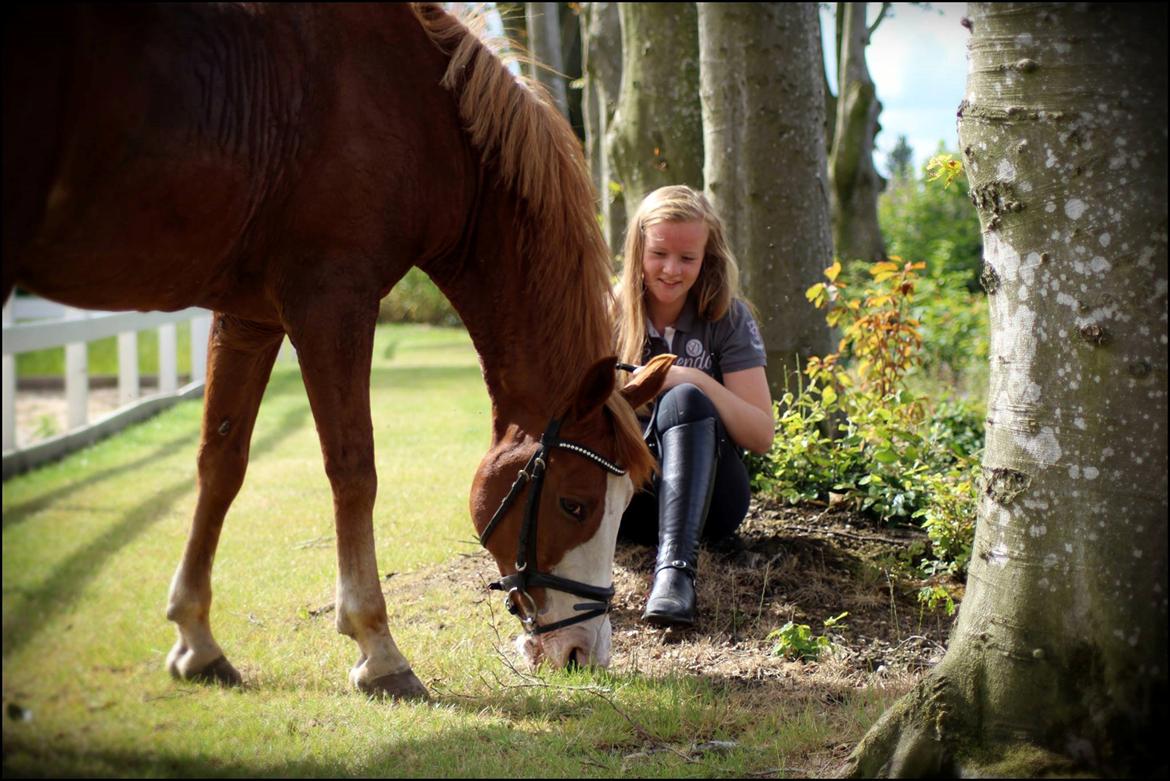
[925,153,964,189]
[768,612,849,662]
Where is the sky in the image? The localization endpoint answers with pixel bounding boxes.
[822,3,971,177]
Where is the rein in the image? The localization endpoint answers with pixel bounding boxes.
[479,417,627,636]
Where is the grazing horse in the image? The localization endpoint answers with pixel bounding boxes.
[2,3,670,700]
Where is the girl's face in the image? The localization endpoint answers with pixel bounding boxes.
[641,219,708,313]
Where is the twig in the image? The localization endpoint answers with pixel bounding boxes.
[477,574,697,765]
[292,535,331,550]
[755,552,784,626]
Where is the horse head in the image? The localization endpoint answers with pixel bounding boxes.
[471,354,673,668]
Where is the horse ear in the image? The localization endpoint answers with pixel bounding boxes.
[570,356,619,421]
[619,353,674,411]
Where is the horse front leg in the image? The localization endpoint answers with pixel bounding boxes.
[166,315,284,684]
[287,301,429,701]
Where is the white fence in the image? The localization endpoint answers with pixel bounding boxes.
[2,297,212,478]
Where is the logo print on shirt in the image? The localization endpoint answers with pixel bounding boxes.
[747,319,764,351]
[686,339,704,358]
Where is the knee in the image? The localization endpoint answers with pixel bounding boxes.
[196,441,249,500]
[655,383,717,432]
[322,452,378,503]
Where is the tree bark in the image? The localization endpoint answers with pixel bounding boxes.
[580,2,625,256]
[698,2,834,398]
[829,2,886,263]
[847,3,1168,776]
[606,3,703,235]
[525,3,569,119]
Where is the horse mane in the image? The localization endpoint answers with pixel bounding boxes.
[410,3,616,413]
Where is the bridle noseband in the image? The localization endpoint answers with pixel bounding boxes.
[479,417,627,636]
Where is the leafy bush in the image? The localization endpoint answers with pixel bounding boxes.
[754,258,983,576]
[378,268,461,326]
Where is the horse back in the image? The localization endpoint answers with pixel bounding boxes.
[3,4,473,320]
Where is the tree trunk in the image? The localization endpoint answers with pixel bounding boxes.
[580,2,625,256]
[847,4,1168,776]
[606,3,703,236]
[698,2,834,398]
[829,2,886,263]
[525,3,569,119]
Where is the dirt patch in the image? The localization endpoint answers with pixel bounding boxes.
[389,497,954,687]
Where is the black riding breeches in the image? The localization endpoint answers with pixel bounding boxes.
[618,383,751,545]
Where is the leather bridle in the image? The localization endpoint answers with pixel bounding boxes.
[479,417,627,636]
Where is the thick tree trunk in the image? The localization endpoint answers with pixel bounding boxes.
[847,4,1168,777]
[829,2,886,263]
[606,3,703,234]
[698,2,834,398]
[580,2,625,256]
[525,3,569,119]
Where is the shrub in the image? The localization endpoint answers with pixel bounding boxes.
[755,258,983,575]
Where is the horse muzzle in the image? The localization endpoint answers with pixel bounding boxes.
[516,613,613,669]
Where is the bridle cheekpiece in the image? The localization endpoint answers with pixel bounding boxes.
[479,417,626,636]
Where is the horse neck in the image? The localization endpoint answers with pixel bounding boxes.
[425,190,612,440]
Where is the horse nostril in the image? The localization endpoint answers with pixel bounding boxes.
[567,647,582,670]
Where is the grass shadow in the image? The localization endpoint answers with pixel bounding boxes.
[2,400,312,656]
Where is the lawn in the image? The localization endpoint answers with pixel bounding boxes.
[2,323,902,778]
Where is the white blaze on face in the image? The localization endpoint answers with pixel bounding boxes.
[521,472,633,668]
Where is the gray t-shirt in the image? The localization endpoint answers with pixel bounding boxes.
[643,295,766,381]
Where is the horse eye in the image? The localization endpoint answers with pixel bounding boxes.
[559,498,586,522]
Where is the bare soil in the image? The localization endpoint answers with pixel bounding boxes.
[605,497,955,685]
[394,495,956,693]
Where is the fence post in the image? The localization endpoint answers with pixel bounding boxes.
[2,300,14,451]
[158,322,177,394]
[190,314,210,384]
[65,307,88,429]
[118,330,139,405]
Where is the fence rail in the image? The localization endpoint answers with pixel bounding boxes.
[2,297,213,478]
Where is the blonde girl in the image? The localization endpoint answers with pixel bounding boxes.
[614,185,773,626]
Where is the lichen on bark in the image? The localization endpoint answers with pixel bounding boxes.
[846,4,1168,776]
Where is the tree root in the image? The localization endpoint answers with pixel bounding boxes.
[843,667,1083,778]
[843,671,956,777]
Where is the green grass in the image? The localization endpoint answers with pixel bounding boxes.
[15,322,195,377]
[2,323,899,777]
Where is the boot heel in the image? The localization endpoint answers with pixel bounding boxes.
[642,564,697,626]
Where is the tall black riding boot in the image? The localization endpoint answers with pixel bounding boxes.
[642,417,717,626]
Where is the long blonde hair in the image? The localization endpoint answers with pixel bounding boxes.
[615,185,743,368]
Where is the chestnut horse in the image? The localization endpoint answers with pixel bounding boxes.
[2,4,670,700]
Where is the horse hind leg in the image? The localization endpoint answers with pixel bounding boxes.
[286,297,429,701]
[166,314,283,685]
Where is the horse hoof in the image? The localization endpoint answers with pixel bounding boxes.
[186,655,243,687]
[360,669,431,702]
